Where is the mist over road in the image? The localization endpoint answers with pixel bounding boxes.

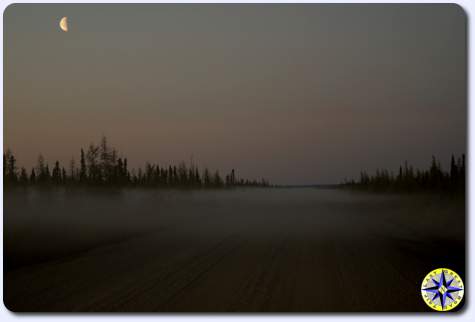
[4,188,465,312]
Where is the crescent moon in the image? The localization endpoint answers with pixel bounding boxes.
[59,17,68,32]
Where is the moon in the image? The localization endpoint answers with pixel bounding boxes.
[59,17,68,32]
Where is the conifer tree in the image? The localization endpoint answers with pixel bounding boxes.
[19,167,28,184]
[30,168,36,183]
[80,149,87,183]
[52,161,61,184]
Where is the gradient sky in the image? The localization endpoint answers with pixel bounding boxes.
[4,4,466,185]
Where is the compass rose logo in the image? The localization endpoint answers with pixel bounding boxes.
[421,268,464,311]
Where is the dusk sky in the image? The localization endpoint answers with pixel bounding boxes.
[4,4,466,185]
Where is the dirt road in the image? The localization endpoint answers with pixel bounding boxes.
[3,188,465,312]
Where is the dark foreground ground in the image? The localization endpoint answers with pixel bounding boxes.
[3,188,465,312]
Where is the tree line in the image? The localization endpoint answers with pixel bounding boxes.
[3,136,270,188]
[342,154,465,194]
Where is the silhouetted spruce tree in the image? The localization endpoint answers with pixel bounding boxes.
[36,155,46,183]
[195,167,201,187]
[62,168,67,184]
[176,162,186,186]
[344,154,465,194]
[69,158,76,183]
[52,161,61,184]
[45,164,51,183]
[230,169,236,186]
[98,135,118,184]
[4,150,18,184]
[154,165,161,186]
[123,158,129,183]
[166,166,171,185]
[137,168,143,184]
[116,158,124,184]
[187,166,195,187]
[173,166,178,186]
[450,155,457,181]
[203,168,211,187]
[4,136,270,189]
[19,167,28,184]
[86,144,100,183]
[161,167,168,186]
[30,168,36,184]
[79,149,87,183]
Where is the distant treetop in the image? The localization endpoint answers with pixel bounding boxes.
[3,136,270,189]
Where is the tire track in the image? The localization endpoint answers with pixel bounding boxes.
[226,233,289,312]
[87,234,243,311]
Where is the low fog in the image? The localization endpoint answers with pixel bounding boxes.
[5,188,464,271]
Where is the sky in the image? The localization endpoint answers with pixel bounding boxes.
[3,4,466,185]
